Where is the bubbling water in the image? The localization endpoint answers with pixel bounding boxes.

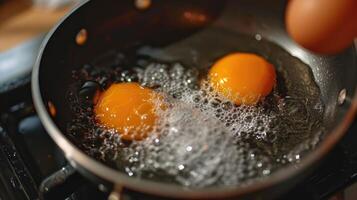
[114,62,317,187]
[68,46,324,188]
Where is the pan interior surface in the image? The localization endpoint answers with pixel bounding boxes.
[67,29,325,188]
[36,0,357,197]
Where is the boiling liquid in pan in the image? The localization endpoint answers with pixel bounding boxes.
[67,28,324,188]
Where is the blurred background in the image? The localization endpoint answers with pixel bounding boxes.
[0,0,82,91]
[0,0,79,51]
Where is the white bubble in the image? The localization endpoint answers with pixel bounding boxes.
[178,165,185,170]
[186,146,192,152]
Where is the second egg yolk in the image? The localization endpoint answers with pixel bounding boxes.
[209,53,276,105]
[94,83,160,141]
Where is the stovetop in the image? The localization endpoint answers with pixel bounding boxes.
[0,82,108,200]
[0,77,356,200]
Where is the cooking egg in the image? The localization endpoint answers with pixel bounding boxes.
[94,82,160,141]
[286,0,357,54]
[208,53,276,105]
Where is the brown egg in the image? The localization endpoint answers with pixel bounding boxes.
[286,0,357,54]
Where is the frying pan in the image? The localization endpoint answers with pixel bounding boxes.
[32,0,357,199]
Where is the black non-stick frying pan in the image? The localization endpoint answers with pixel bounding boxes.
[32,0,357,199]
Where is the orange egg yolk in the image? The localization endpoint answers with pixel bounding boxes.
[209,53,276,105]
[94,82,160,141]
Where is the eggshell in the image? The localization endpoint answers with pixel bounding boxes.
[286,0,357,54]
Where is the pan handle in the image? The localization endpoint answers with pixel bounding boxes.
[39,164,86,200]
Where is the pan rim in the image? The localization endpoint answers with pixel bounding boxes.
[31,0,357,198]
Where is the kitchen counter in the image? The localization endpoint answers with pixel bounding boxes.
[0,2,71,52]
